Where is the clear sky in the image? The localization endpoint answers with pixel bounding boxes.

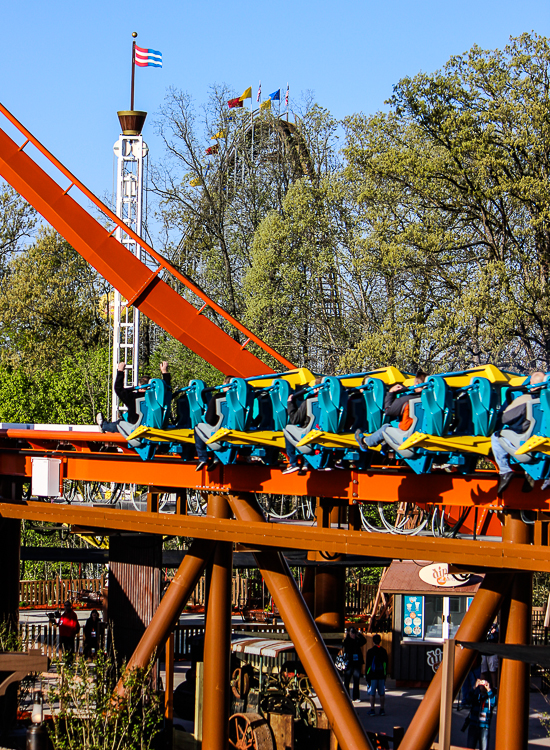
[1,0,548,230]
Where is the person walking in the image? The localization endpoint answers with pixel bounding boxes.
[342,626,366,703]
[365,633,388,716]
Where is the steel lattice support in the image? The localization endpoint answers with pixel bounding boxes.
[111,132,149,417]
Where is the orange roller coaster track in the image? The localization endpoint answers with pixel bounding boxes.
[0,102,295,377]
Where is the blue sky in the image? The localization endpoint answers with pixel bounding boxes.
[1,0,548,230]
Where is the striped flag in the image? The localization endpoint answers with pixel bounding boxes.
[257,81,261,102]
[285,83,289,107]
[135,46,162,68]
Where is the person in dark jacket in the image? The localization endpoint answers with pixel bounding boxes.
[342,626,366,703]
[194,376,232,471]
[83,609,104,658]
[96,361,171,433]
[365,633,388,715]
[490,371,545,493]
[282,378,323,474]
[464,679,496,750]
[354,372,427,452]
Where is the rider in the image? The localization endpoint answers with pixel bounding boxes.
[194,376,232,472]
[96,361,171,434]
[490,370,546,493]
[354,371,427,452]
[282,377,323,474]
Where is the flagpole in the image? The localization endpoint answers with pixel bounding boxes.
[130,32,138,111]
[286,83,289,122]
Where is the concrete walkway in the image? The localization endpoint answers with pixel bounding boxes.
[162,664,550,748]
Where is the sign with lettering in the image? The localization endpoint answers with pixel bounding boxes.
[426,647,443,673]
[418,563,472,588]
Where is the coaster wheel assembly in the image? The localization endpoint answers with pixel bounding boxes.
[228,712,274,750]
[231,665,253,699]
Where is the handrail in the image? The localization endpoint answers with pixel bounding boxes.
[0,101,295,371]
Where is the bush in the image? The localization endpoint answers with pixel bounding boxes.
[46,650,162,750]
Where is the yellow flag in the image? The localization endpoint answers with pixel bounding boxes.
[190,177,202,187]
[239,87,252,101]
[260,99,271,111]
[212,129,227,139]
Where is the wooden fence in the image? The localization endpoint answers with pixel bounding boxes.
[20,576,377,613]
[20,578,104,609]
[345,582,378,614]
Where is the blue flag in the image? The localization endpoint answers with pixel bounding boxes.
[269,89,281,101]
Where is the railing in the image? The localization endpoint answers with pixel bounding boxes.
[20,578,104,609]
[19,622,81,658]
[180,574,252,609]
[20,575,251,610]
[19,621,287,661]
[345,582,378,615]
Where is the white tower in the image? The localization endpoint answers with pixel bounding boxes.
[111,114,149,420]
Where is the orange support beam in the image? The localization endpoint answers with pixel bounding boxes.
[0,499,549,573]
[227,492,373,750]
[0,431,548,511]
[0,107,293,377]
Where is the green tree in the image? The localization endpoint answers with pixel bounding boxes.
[243,176,357,372]
[0,181,36,266]
[343,32,550,372]
[0,227,110,371]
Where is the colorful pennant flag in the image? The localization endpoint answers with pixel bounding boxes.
[135,46,162,68]
[227,97,243,109]
[239,87,252,101]
[260,100,271,111]
[205,144,219,155]
[285,83,289,107]
[257,81,261,102]
[212,129,227,139]
[269,89,280,101]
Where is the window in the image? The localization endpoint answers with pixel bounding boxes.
[403,595,470,641]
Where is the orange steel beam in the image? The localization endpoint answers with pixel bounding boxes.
[227,492,372,750]
[202,496,233,750]
[0,106,294,376]
[0,499,549,573]
[495,513,532,750]
[399,571,511,750]
[1,432,548,511]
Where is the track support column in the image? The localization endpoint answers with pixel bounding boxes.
[399,571,512,750]
[495,512,532,750]
[228,492,372,750]
[0,479,21,735]
[202,495,233,750]
[314,499,346,632]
